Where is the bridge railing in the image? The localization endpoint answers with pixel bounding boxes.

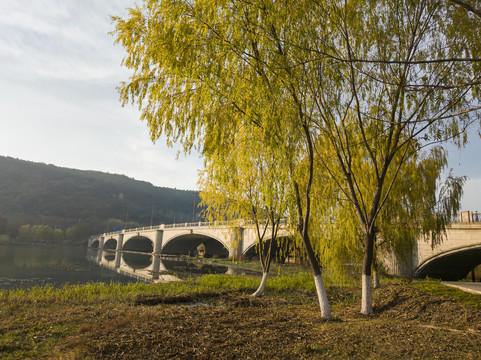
[96,218,290,238]
[100,220,237,236]
[455,211,481,223]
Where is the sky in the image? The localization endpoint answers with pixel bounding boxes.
[0,1,480,211]
[0,0,201,191]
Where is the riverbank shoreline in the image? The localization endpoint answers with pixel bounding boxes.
[1,275,480,359]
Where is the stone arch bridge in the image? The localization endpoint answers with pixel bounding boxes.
[88,221,292,259]
[89,211,481,280]
[385,211,481,280]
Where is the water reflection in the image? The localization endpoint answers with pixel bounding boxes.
[88,249,257,284]
[0,245,134,289]
[104,252,116,262]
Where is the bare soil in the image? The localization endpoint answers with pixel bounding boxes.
[35,282,481,359]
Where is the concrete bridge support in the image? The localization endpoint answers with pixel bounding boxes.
[229,227,244,260]
[154,230,163,254]
[96,236,105,263]
[114,250,121,269]
[116,234,124,251]
[98,236,105,250]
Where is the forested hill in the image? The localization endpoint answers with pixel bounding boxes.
[0,156,200,235]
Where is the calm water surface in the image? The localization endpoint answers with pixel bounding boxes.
[0,244,255,289]
[0,244,133,289]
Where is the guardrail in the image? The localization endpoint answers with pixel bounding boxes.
[456,211,481,223]
[100,220,238,236]
[92,218,290,238]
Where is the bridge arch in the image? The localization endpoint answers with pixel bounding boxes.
[162,233,229,258]
[103,238,117,250]
[415,244,481,280]
[91,239,100,248]
[243,235,293,262]
[123,236,154,253]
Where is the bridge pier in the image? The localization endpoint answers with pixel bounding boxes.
[96,236,105,263]
[229,227,244,260]
[98,236,105,250]
[152,255,169,278]
[114,249,122,268]
[116,234,124,252]
[114,234,124,268]
[154,230,163,254]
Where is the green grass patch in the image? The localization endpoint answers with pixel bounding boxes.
[0,270,331,305]
[413,279,481,309]
[0,281,169,305]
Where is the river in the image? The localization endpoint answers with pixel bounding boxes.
[0,244,255,290]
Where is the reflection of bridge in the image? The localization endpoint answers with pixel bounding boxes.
[385,211,481,280]
[87,249,252,284]
[88,221,292,259]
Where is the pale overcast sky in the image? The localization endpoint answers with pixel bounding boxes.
[0,1,479,211]
[0,0,201,191]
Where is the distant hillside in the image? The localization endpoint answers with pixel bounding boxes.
[0,156,200,235]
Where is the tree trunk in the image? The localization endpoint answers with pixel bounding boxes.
[361,232,375,315]
[302,231,332,318]
[314,274,332,318]
[251,272,268,297]
[361,274,373,315]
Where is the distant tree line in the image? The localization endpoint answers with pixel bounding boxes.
[17,224,64,244]
[3,221,93,246]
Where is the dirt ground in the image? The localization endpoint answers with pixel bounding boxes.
[38,281,481,360]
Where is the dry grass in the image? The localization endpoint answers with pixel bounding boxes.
[1,277,480,359]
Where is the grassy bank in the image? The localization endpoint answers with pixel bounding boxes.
[1,272,480,359]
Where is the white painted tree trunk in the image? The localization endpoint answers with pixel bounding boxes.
[314,274,332,319]
[361,274,373,315]
[251,272,268,297]
[373,270,380,289]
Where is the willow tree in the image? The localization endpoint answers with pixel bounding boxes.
[290,0,481,314]
[199,120,290,297]
[311,143,466,287]
[228,0,480,314]
[113,0,480,317]
[375,146,466,282]
[112,0,334,317]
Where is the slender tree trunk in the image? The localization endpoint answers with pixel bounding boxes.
[361,274,373,314]
[251,220,277,298]
[290,120,331,318]
[301,231,332,318]
[314,273,331,316]
[361,231,375,315]
[252,272,268,297]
